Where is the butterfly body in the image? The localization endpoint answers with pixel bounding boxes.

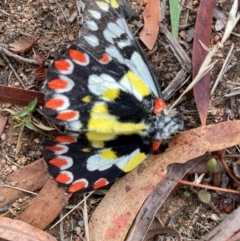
[42,0,183,193]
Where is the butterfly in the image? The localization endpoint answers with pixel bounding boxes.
[42,0,183,193]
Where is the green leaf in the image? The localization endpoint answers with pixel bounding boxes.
[169,0,181,39]
[25,121,37,131]
[198,190,211,203]
[27,98,38,113]
[14,122,25,128]
[14,108,31,118]
[206,158,217,174]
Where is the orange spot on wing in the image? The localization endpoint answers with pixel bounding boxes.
[99,53,111,64]
[56,135,77,143]
[54,59,71,71]
[48,78,68,90]
[56,173,71,184]
[57,111,78,121]
[49,157,68,168]
[69,49,88,64]
[46,145,65,152]
[68,180,88,193]
[93,178,108,190]
[152,140,162,151]
[45,98,64,109]
[153,98,166,115]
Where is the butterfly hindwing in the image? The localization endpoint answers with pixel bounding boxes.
[43,134,150,193]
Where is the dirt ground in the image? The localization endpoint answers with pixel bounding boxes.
[0,0,240,240]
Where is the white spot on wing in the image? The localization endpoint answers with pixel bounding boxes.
[117,39,132,49]
[84,35,99,47]
[96,1,109,11]
[103,28,115,44]
[88,74,124,96]
[65,120,83,131]
[116,18,133,40]
[86,20,98,31]
[88,9,101,19]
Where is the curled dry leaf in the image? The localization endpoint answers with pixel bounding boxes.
[8,35,38,54]
[32,54,47,81]
[0,217,57,241]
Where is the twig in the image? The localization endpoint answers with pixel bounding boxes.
[0,45,39,65]
[83,194,90,241]
[59,212,65,241]
[211,43,235,95]
[50,191,94,229]
[55,0,70,25]
[178,179,240,194]
[0,184,37,195]
[0,9,10,16]
[0,52,26,88]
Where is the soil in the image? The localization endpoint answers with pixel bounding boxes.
[0,0,240,240]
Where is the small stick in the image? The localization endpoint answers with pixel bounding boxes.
[0,45,39,65]
[0,52,26,88]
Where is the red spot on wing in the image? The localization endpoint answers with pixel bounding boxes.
[46,145,65,152]
[54,59,71,71]
[45,98,64,109]
[93,178,109,190]
[48,78,68,90]
[69,49,88,64]
[56,172,72,184]
[99,53,111,64]
[153,98,166,115]
[57,111,78,121]
[56,135,77,144]
[152,140,162,151]
[49,157,68,168]
[68,179,88,193]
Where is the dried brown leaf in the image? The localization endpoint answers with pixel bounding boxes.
[16,178,71,230]
[139,0,160,50]
[0,217,57,241]
[0,159,50,208]
[192,0,216,125]
[8,35,38,54]
[0,84,44,107]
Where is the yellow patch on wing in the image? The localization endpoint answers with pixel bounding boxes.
[81,147,92,153]
[88,102,148,134]
[86,131,115,143]
[102,88,120,101]
[121,71,151,99]
[119,150,147,172]
[81,95,92,103]
[110,0,119,8]
[99,149,117,160]
[96,1,109,11]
